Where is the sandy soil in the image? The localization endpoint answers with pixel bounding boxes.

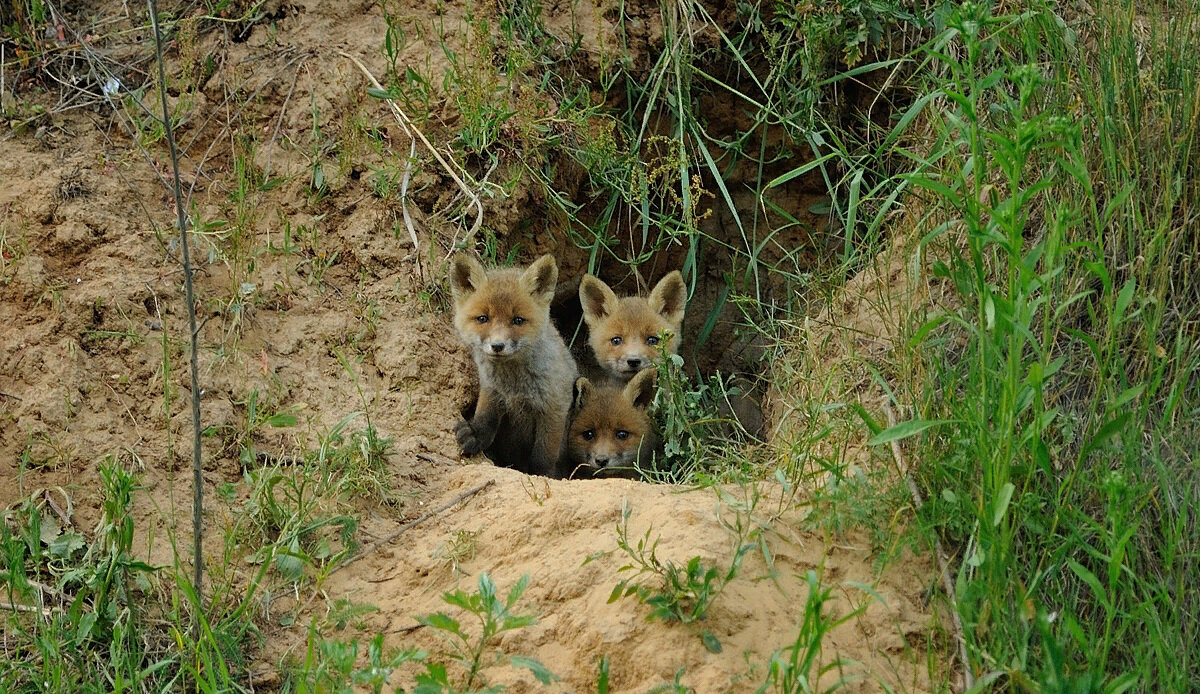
[0,1,945,690]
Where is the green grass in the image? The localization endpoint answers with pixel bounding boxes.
[858,1,1200,689]
[0,456,256,691]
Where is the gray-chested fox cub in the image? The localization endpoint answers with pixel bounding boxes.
[450,254,578,478]
[579,272,686,382]
[563,368,661,479]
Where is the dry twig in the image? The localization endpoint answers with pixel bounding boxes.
[338,50,485,257]
[331,479,495,576]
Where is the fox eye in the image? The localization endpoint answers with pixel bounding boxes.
[511,316,526,326]
[475,315,489,323]
[610,336,623,346]
[615,430,630,440]
[646,336,660,346]
[582,430,595,441]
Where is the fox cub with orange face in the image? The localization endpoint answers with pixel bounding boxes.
[563,369,661,479]
[579,272,686,382]
[450,254,578,478]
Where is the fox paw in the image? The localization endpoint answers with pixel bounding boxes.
[456,419,483,455]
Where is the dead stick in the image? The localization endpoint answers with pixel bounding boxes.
[0,602,55,616]
[416,451,461,467]
[337,50,484,251]
[883,401,974,691]
[331,479,495,576]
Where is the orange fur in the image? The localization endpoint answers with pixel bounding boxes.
[579,271,686,382]
[563,369,660,479]
[450,254,577,477]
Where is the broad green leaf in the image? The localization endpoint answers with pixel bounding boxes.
[418,612,462,637]
[992,482,1015,528]
[509,654,559,684]
[607,580,628,604]
[867,419,950,446]
[49,530,86,558]
[1068,558,1111,611]
[266,413,297,427]
[76,612,98,645]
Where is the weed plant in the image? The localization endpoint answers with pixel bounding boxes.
[595,498,758,655]
[414,572,557,692]
[290,629,423,694]
[865,1,1200,688]
[0,457,259,691]
[756,571,866,694]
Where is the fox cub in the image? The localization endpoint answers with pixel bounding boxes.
[579,272,687,382]
[564,368,661,478]
[450,254,578,478]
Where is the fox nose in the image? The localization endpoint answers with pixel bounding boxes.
[489,342,506,354]
[625,356,644,369]
[592,454,610,467]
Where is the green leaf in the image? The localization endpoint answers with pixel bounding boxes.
[413,662,452,693]
[1078,413,1130,462]
[509,654,559,684]
[991,482,1015,528]
[477,571,497,604]
[272,549,307,582]
[1102,672,1139,694]
[850,403,882,436]
[908,314,949,347]
[700,630,722,653]
[765,152,838,189]
[366,87,394,100]
[266,413,297,427]
[506,573,530,608]
[866,419,950,446]
[595,655,610,694]
[441,589,474,611]
[1111,384,1146,411]
[1067,558,1111,611]
[845,581,889,608]
[48,531,85,558]
[75,612,98,645]
[501,615,536,631]
[1112,277,1137,327]
[903,172,962,206]
[808,199,832,215]
[418,612,462,637]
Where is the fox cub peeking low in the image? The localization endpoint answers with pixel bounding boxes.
[450,254,578,478]
[564,369,661,479]
[579,272,687,382]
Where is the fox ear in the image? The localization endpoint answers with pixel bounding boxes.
[648,271,686,326]
[450,255,487,300]
[624,368,657,411]
[520,255,558,304]
[579,274,619,325]
[572,377,594,413]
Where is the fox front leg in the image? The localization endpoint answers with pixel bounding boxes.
[528,412,566,479]
[457,390,500,455]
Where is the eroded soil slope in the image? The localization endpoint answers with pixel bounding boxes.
[0,1,942,690]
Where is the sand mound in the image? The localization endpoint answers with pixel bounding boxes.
[279,465,939,693]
